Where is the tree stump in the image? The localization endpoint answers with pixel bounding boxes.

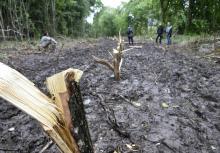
[46,69,94,153]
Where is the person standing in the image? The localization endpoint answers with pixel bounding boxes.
[156,23,164,45]
[127,25,134,45]
[166,22,173,45]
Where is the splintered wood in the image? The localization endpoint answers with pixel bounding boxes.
[0,62,84,153]
[46,68,83,130]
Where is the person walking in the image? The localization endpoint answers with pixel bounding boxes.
[156,23,164,45]
[166,22,172,46]
[127,25,134,45]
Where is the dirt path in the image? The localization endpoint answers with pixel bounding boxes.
[0,39,219,153]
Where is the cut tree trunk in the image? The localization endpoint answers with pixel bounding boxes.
[0,62,93,153]
[46,69,94,153]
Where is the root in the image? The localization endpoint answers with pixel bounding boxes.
[96,94,130,138]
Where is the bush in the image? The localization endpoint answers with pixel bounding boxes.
[192,19,209,33]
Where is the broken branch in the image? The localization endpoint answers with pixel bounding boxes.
[92,55,114,71]
[92,32,125,80]
[39,140,53,153]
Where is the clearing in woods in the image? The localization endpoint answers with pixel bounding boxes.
[0,39,219,153]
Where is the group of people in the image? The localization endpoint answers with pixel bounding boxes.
[40,22,173,50]
[156,22,173,46]
[127,22,173,46]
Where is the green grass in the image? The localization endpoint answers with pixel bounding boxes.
[172,34,214,45]
[0,53,7,60]
[0,40,39,50]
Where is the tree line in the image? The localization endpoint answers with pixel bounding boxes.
[0,0,219,40]
[91,0,220,37]
[0,0,96,40]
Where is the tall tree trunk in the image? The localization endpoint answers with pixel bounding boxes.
[212,0,216,31]
[44,1,50,33]
[51,0,56,35]
[186,0,194,33]
[160,0,165,23]
[0,10,5,40]
[160,0,170,24]
[21,0,30,40]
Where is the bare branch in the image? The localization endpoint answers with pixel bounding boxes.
[128,46,142,49]
[39,141,53,153]
[122,48,134,53]
[92,55,114,72]
[119,58,123,71]
[108,50,113,58]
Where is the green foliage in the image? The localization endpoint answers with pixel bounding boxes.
[171,10,186,34]
[0,0,96,38]
[191,19,209,34]
[91,0,220,37]
[92,8,116,37]
[0,0,219,39]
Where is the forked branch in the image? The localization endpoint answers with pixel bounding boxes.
[93,32,125,80]
[92,55,114,72]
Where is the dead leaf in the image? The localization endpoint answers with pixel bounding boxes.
[126,144,139,151]
[161,102,169,108]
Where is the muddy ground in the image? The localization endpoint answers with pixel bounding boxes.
[0,38,219,153]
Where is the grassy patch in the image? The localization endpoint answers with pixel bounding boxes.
[172,34,214,45]
[0,40,38,51]
[0,52,7,60]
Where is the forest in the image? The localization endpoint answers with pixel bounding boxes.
[0,0,220,153]
[0,0,219,39]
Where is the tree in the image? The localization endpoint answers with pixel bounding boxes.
[0,0,97,39]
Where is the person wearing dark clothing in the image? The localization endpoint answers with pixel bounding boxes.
[156,24,164,44]
[127,26,134,45]
[166,22,173,45]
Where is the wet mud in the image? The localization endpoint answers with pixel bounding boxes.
[0,39,219,153]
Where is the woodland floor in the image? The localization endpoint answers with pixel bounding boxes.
[0,38,219,153]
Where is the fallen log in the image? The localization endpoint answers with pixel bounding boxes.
[0,62,93,153]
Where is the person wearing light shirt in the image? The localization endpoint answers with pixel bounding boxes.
[166,22,173,45]
[40,32,57,49]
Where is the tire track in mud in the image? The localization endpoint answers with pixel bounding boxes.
[0,39,219,153]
